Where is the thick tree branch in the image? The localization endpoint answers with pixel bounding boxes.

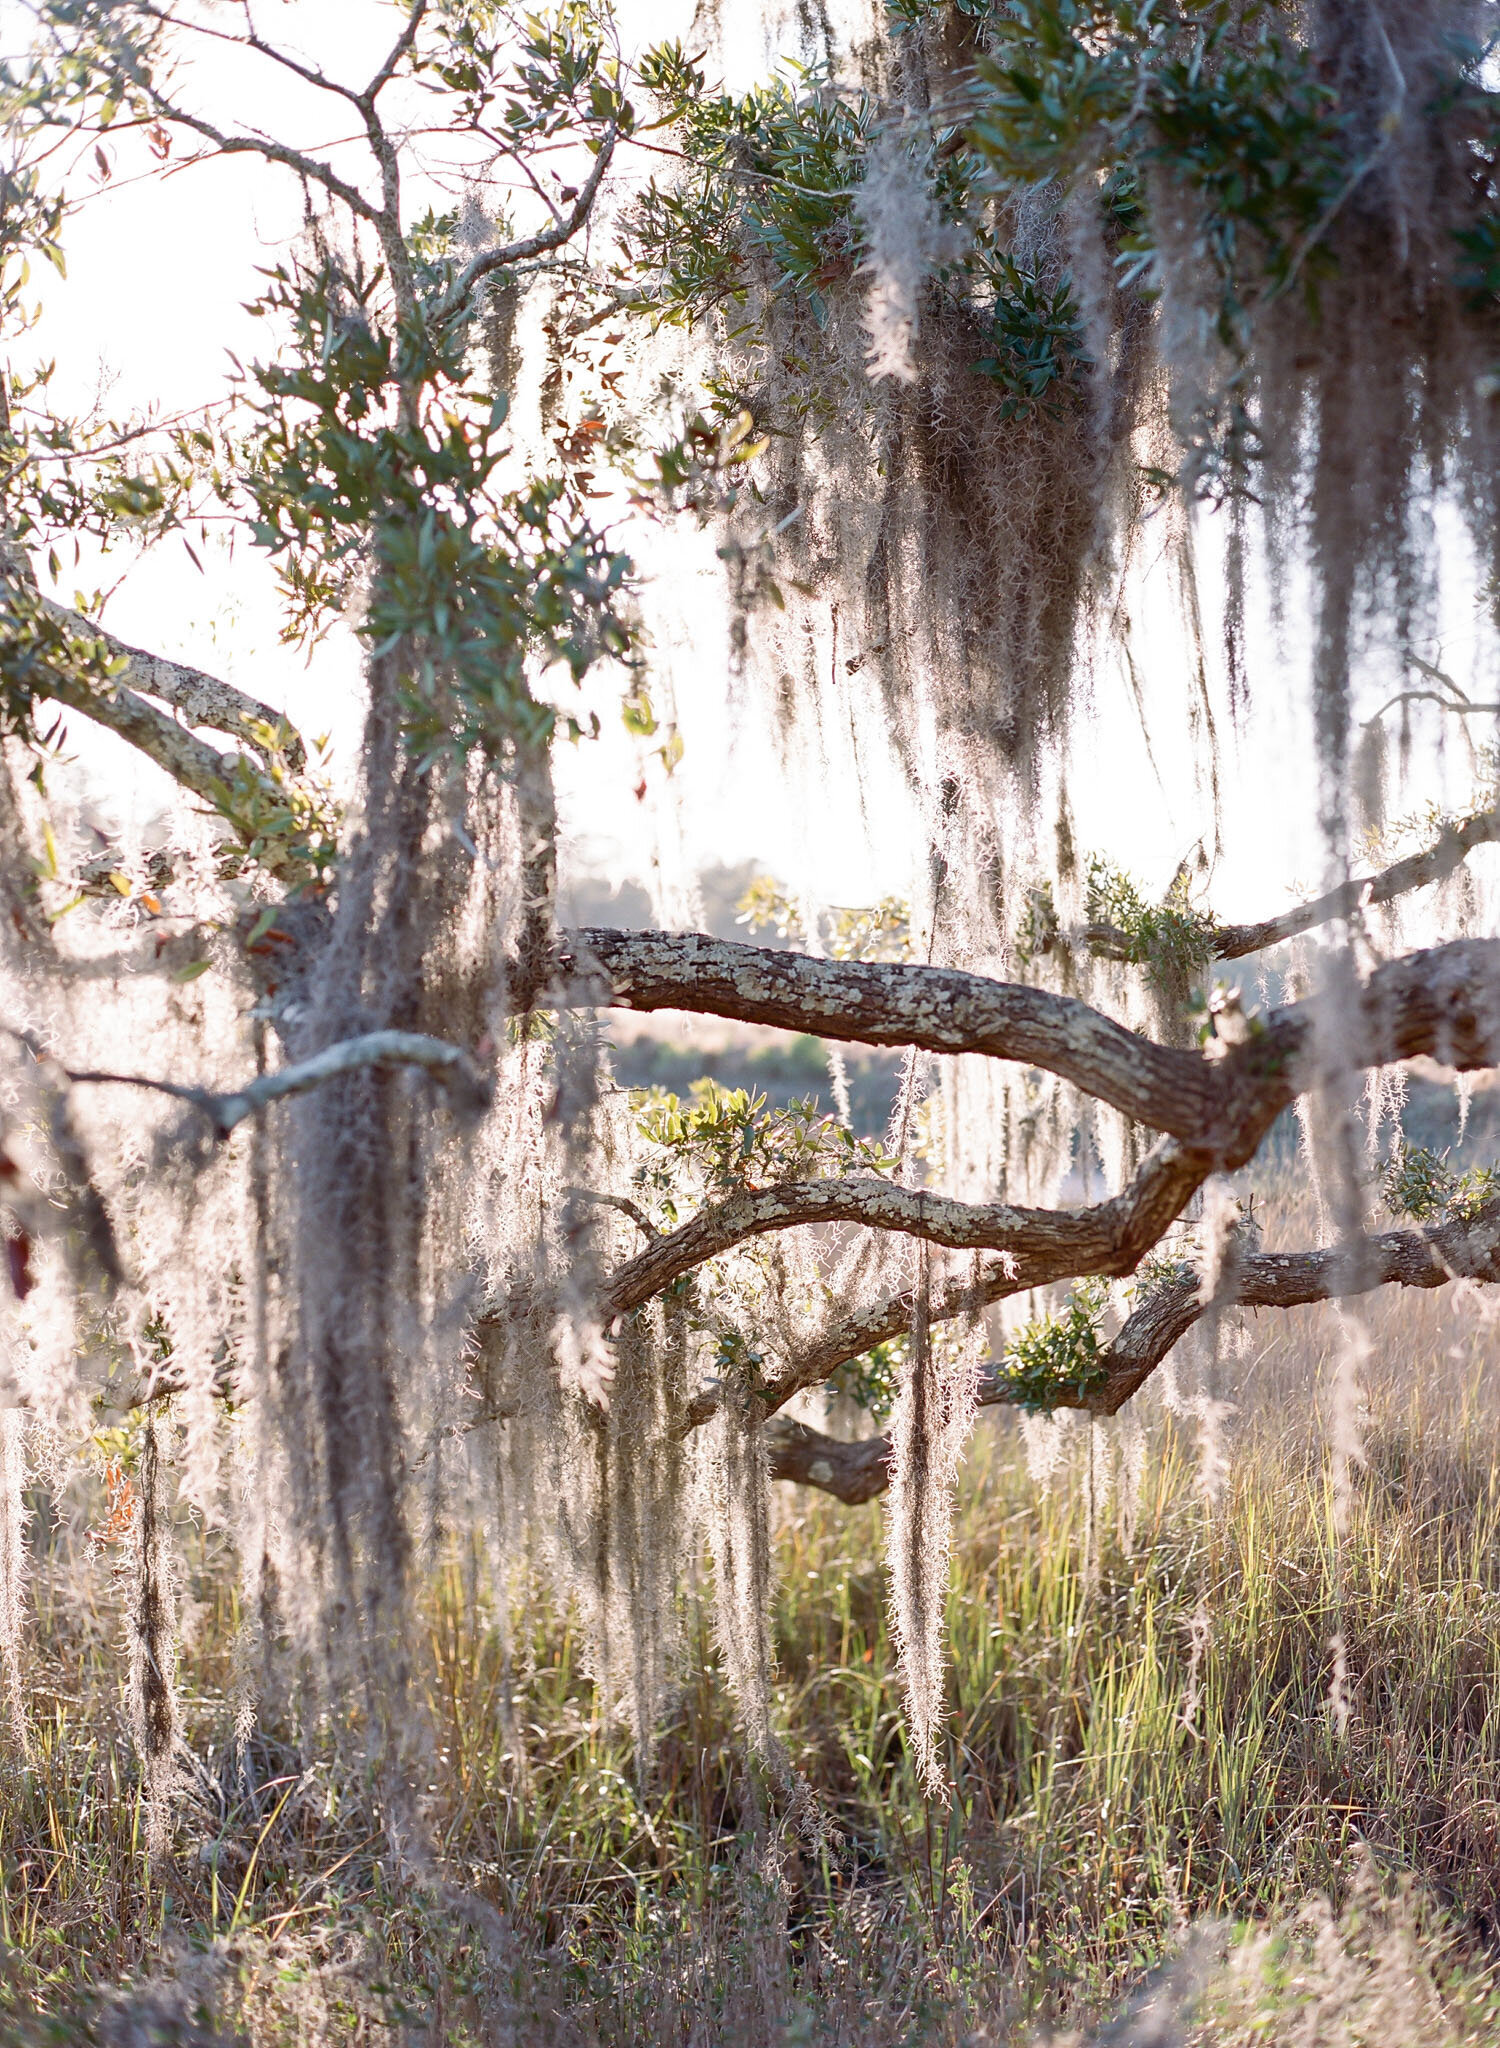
[39,667,244,806]
[653,1140,1214,1432]
[38,595,306,767]
[560,928,1227,1143]
[622,936,1500,1431]
[558,931,1500,1156]
[1080,1195,1500,1415]
[606,1139,1213,1319]
[763,1418,894,1505]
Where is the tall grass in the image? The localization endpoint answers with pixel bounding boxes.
[6,1284,1500,2041]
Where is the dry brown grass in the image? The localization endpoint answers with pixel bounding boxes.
[7,1260,1500,2043]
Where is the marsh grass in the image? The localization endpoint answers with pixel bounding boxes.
[8,1285,1500,2042]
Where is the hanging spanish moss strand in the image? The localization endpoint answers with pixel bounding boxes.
[884,1238,976,1800]
[707,1360,810,1823]
[0,1407,27,1755]
[266,641,507,1750]
[128,1413,179,1865]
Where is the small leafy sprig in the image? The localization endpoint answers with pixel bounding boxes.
[825,1336,903,1426]
[1085,855,1221,978]
[1383,1144,1500,1226]
[994,1278,1110,1410]
[737,876,911,962]
[634,1079,897,1214]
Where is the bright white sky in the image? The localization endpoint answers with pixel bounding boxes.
[1,0,1495,929]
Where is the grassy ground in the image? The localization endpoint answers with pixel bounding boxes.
[8,1284,1500,2042]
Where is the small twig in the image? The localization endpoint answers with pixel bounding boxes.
[432,123,619,327]
[1364,688,1500,723]
[566,1188,660,1240]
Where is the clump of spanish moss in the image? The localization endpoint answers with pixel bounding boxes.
[127,1415,179,1863]
[884,1249,982,1796]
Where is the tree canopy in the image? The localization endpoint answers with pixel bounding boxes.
[3,0,1500,1838]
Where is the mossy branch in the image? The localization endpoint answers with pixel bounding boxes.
[765,1195,1500,1501]
[20,1029,491,1139]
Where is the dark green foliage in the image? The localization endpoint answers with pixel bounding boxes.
[1084,855,1221,976]
[972,257,1088,420]
[825,1337,903,1425]
[0,1,640,793]
[417,1,630,140]
[995,1278,1110,1409]
[1382,1144,1500,1225]
[830,1284,1117,1425]
[628,50,872,327]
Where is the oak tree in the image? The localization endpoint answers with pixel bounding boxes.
[3,0,1500,1816]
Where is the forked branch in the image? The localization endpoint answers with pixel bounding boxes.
[764,1196,1500,1503]
[432,124,619,328]
[33,594,306,766]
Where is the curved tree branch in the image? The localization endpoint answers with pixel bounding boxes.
[38,667,245,806]
[431,124,619,329]
[559,928,1227,1141]
[606,1139,1213,1319]
[365,0,429,103]
[36,595,307,767]
[557,930,1500,1155]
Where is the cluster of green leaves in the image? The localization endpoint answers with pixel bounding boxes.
[1383,1144,1500,1227]
[972,254,1088,421]
[416,1,629,146]
[627,49,872,329]
[1085,854,1221,977]
[821,1323,973,1426]
[736,875,912,962]
[240,255,632,769]
[826,1277,1120,1422]
[209,721,340,889]
[1132,1245,1198,1296]
[633,1079,897,1216]
[994,1278,1110,1409]
[627,41,1093,425]
[629,1,1500,489]
[965,3,1349,339]
[0,585,114,741]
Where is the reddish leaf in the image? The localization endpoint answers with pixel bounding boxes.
[7,1229,33,1301]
